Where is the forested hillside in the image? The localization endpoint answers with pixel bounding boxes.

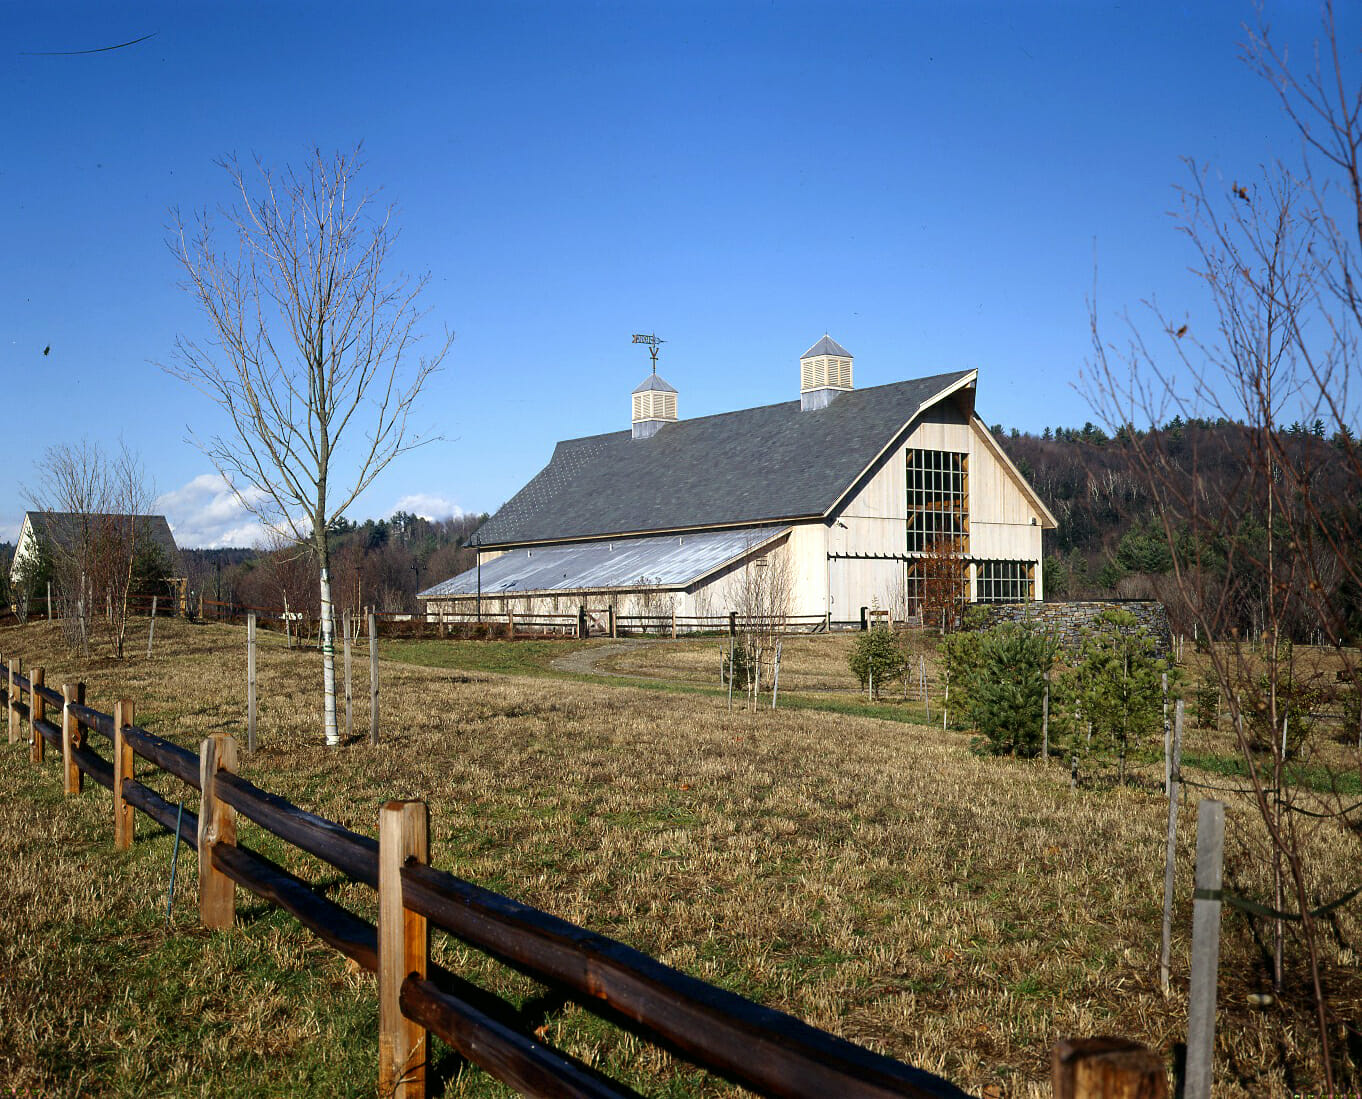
[183,511,487,615]
[994,417,1360,638]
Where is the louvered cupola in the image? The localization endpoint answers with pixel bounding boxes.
[800,335,853,410]
[631,371,678,439]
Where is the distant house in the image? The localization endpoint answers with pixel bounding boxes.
[9,511,184,603]
[418,337,1056,624]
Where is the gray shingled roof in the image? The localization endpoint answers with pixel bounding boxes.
[474,370,973,547]
[632,372,677,394]
[420,526,789,599]
[23,512,183,573]
[802,335,852,359]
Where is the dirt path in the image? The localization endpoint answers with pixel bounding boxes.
[550,639,664,678]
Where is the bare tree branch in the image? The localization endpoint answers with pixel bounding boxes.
[166,146,451,746]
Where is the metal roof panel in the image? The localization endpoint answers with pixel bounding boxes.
[419,526,789,598]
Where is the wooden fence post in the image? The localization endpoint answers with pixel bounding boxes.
[113,699,135,849]
[1162,672,1171,794]
[379,800,429,1099]
[7,657,18,745]
[1160,700,1185,995]
[247,613,257,753]
[1042,671,1051,762]
[62,683,84,795]
[1051,1038,1168,1098]
[577,604,587,639]
[147,595,158,657]
[30,667,46,764]
[344,611,354,742]
[369,612,380,746]
[198,733,238,929]
[1185,800,1225,1099]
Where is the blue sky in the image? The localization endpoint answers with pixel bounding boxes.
[1,1,1341,547]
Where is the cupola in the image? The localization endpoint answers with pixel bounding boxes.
[800,335,853,410]
[631,371,678,439]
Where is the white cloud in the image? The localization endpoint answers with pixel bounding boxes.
[391,494,465,521]
[156,477,466,547]
[156,474,274,548]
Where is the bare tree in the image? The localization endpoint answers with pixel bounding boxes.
[1085,4,1362,1085]
[912,537,969,632]
[25,440,156,658]
[169,147,449,746]
[725,538,795,681]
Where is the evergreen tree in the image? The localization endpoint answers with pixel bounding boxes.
[1064,610,1169,781]
[848,624,907,697]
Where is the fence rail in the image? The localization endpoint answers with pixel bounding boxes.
[1,651,990,1098]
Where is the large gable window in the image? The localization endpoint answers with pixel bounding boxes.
[906,449,969,554]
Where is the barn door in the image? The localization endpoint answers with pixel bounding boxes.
[827,557,905,626]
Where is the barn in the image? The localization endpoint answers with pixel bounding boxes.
[8,511,187,612]
[418,337,1056,626]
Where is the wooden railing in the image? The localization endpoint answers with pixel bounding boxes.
[1,652,983,1098]
[200,599,845,641]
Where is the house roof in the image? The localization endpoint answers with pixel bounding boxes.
[802,335,852,359]
[419,525,789,599]
[21,511,183,573]
[473,370,975,547]
[632,372,677,394]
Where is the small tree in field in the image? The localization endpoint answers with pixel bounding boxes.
[1064,611,1167,781]
[848,624,906,698]
[947,619,1057,756]
[169,147,449,747]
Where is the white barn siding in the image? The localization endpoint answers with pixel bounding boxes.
[821,400,1045,613]
[430,376,1055,624]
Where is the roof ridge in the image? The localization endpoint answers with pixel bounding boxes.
[555,371,971,447]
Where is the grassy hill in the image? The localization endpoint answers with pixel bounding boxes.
[0,617,1355,1096]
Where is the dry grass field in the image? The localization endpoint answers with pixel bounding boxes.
[1,617,1358,1097]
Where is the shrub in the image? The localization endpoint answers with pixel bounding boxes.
[1193,672,1220,729]
[725,635,757,690]
[1065,610,1170,780]
[1340,686,1361,747]
[961,621,1057,757]
[1244,673,1317,758]
[848,625,906,696]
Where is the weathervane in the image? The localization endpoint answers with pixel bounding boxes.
[631,332,665,374]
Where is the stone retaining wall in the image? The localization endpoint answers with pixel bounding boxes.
[977,600,1172,656]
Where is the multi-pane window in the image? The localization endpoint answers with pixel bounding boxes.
[904,555,969,617]
[975,560,1036,603]
[906,449,969,553]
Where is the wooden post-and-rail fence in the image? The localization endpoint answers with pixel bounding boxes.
[0,654,1166,1099]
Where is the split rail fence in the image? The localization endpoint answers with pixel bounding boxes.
[0,652,1167,1098]
[201,598,853,641]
